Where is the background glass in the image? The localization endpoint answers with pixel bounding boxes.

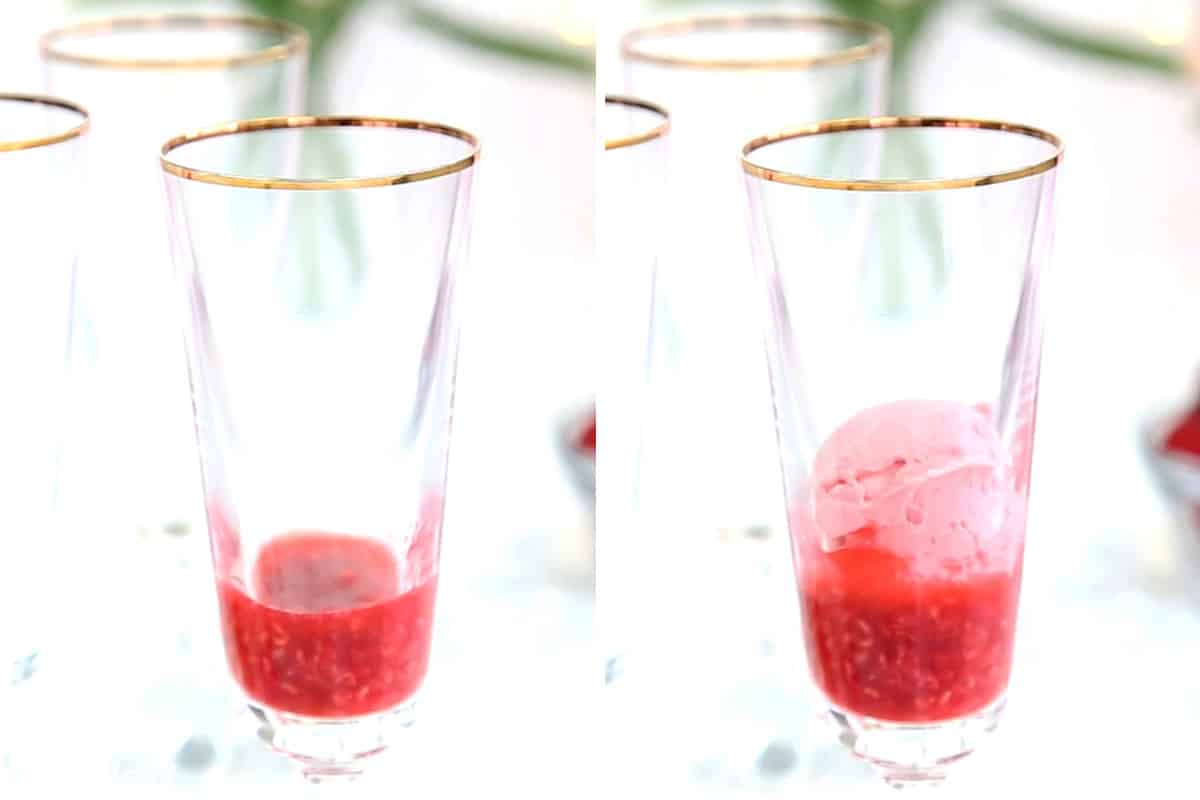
[742,116,1061,786]
[597,95,669,684]
[37,14,308,770]
[0,93,88,691]
[621,13,890,533]
[161,115,479,783]
[612,13,891,784]
[41,13,308,539]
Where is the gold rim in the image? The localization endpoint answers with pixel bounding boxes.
[0,93,90,153]
[620,14,890,71]
[161,116,480,190]
[40,14,308,71]
[604,95,670,151]
[742,116,1064,191]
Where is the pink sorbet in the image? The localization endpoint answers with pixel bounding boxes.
[803,399,1023,575]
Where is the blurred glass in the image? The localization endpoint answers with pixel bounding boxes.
[613,17,892,785]
[742,117,1062,786]
[161,115,479,782]
[597,95,669,683]
[620,14,891,529]
[40,14,308,537]
[0,94,89,689]
[36,12,308,774]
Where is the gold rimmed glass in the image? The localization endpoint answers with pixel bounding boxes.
[598,95,669,686]
[622,14,889,70]
[742,117,1063,787]
[40,13,308,540]
[603,95,669,151]
[40,14,307,71]
[620,14,891,533]
[161,115,479,782]
[38,16,308,765]
[616,15,891,786]
[0,95,88,694]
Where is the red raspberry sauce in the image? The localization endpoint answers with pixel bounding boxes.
[800,547,1020,723]
[218,532,437,719]
[1164,405,1200,458]
[577,411,596,456]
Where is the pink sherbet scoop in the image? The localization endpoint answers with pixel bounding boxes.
[808,399,1020,572]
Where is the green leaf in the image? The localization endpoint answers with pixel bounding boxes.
[988,3,1186,76]
[403,1,593,75]
[648,0,947,76]
[820,0,947,76]
[646,0,948,112]
[240,0,362,69]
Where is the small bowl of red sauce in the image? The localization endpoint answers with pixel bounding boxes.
[1143,392,1200,535]
[559,404,596,504]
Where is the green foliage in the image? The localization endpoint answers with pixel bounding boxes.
[74,0,1186,83]
[406,2,592,74]
[70,0,593,78]
[239,0,362,67]
[648,0,1185,98]
[241,0,594,76]
[649,0,946,78]
[988,2,1184,76]
[818,0,946,77]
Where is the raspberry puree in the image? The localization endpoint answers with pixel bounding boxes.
[792,400,1026,723]
[799,545,1020,722]
[217,527,438,719]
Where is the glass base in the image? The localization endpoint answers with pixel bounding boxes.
[826,696,1005,788]
[251,695,418,783]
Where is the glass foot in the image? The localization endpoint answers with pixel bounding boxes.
[252,695,418,783]
[826,696,1005,788]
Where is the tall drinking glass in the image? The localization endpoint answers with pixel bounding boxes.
[742,117,1062,786]
[618,22,892,781]
[161,115,479,782]
[620,14,890,532]
[40,14,308,538]
[39,19,308,763]
[0,94,89,689]
[598,95,669,684]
